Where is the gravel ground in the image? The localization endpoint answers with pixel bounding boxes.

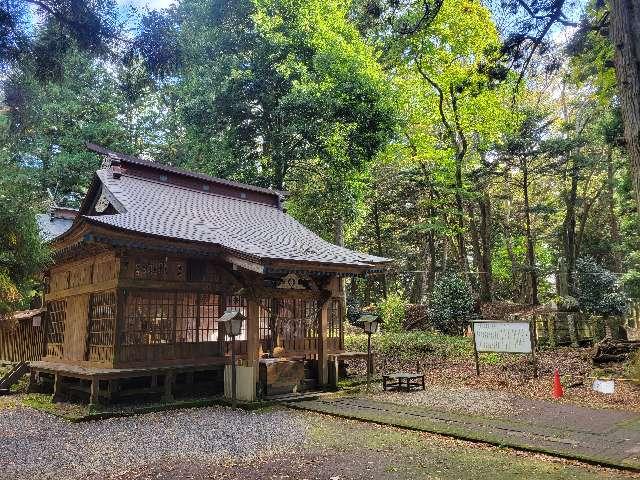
[366,384,522,416]
[0,405,307,480]
[346,347,640,413]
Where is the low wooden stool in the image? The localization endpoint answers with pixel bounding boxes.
[382,372,425,392]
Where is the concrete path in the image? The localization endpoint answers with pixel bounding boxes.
[287,395,640,471]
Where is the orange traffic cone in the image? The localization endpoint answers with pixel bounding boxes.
[552,368,564,398]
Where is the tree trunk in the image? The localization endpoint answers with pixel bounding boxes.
[606,147,622,271]
[372,201,388,299]
[609,0,640,216]
[563,157,578,296]
[426,182,437,294]
[454,155,468,273]
[467,203,483,294]
[478,194,492,301]
[522,159,539,305]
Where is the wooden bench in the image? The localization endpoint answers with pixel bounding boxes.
[382,372,425,392]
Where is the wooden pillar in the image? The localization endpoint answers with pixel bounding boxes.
[27,370,38,393]
[108,380,118,403]
[246,299,260,366]
[318,301,329,387]
[246,299,260,399]
[217,295,227,355]
[163,372,174,402]
[89,378,99,406]
[52,374,62,402]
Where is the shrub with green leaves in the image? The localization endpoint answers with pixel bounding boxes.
[429,272,475,335]
[575,257,627,317]
[628,350,640,386]
[379,292,405,332]
[344,331,472,360]
[621,269,640,299]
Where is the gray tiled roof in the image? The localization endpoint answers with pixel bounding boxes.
[86,142,285,198]
[37,214,75,241]
[84,169,390,269]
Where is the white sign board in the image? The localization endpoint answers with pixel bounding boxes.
[473,321,532,353]
[32,315,42,327]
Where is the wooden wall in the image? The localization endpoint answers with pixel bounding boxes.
[44,251,119,367]
[43,248,346,370]
[0,320,46,362]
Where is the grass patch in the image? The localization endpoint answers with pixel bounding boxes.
[303,412,632,479]
[479,352,507,365]
[22,393,91,420]
[344,331,472,360]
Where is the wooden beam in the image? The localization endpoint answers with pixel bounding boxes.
[225,255,265,274]
[118,278,238,293]
[45,279,119,302]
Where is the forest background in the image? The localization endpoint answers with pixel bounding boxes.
[1,0,639,323]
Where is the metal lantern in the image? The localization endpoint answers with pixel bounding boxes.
[218,309,245,408]
[218,309,245,337]
[360,314,380,335]
[358,313,380,391]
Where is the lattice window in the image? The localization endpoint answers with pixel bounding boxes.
[88,291,116,346]
[47,300,66,345]
[278,299,318,341]
[123,291,224,345]
[259,299,274,340]
[224,295,247,340]
[123,291,174,345]
[198,293,220,342]
[328,298,341,338]
[175,293,197,342]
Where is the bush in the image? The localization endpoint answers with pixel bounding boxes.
[429,272,475,335]
[379,292,405,333]
[628,350,640,386]
[622,269,640,299]
[575,257,627,317]
[344,330,472,360]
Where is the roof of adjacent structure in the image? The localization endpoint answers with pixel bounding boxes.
[37,207,78,241]
[12,308,46,321]
[83,168,390,268]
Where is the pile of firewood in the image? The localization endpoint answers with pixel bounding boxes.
[592,338,640,365]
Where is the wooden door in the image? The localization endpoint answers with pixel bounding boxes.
[62,294,90,362]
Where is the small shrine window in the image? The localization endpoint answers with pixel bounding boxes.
[88,291,116,347]
[47,300,67,346]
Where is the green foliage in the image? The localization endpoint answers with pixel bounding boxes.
[628,350,640,386]
[575,257,627,317]
[0,157,50,315]
[621,270,640,299]
[379,292,405,333]
[429,273,475,335]
[5,48,131,206]
[344,331,472,360]
[174,0,395,240]
[0,0,638,324]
